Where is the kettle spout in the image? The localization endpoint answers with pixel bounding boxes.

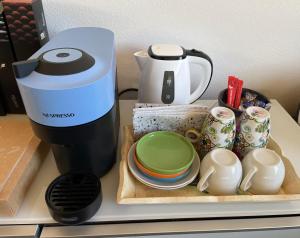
[134,50,148,70]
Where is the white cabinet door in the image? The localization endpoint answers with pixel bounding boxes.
[119,230,300,238]
[40,216,300,238]
[0,225,38,238]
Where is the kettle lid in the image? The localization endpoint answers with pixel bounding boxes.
[148,44,187,60]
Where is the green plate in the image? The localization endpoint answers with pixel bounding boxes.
[136,131,195,175]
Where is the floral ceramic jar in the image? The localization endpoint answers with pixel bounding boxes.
[233,106,270,158]
[186,107,236,158]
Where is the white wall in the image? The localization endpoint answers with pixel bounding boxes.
[43,0,300,116]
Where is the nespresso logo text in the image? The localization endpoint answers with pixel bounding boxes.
[42,113,75,118]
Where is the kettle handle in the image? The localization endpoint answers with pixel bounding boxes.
[186,49,213,104]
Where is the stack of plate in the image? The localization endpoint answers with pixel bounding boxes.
[127,131,200,190]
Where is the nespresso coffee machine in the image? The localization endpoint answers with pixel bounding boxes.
[13,27,119,224]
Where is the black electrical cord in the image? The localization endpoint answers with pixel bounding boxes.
[118,88,138,97]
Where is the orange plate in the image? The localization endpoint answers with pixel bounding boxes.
[133,146,189,179]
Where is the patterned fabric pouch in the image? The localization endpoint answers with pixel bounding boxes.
[132,104,209,140]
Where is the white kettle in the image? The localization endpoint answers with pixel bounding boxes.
[134,44,213,104]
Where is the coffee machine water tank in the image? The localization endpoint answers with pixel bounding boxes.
[13,27,119,177]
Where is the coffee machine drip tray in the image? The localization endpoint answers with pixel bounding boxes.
[45,173,102,225]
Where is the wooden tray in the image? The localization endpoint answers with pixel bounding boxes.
[117,125,300,204]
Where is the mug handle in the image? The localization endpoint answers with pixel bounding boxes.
[197,166,215,192]
[240,167,257,192]
[185,129,202,143]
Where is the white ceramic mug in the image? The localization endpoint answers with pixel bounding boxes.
[240,148,285,194]
[197,148,242,195]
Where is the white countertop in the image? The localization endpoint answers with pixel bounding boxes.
[0,99,300,225]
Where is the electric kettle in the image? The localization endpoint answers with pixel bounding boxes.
[134,44,213,104]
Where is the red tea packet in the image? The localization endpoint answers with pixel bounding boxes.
[227,76,237,107]
[234,78,243,109]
